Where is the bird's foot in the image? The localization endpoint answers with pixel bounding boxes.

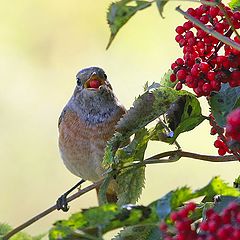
[56,194,69,212]
[56,179,85,212]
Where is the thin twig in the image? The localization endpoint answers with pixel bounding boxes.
[2,181,102,240]
[176,6,240,51]
[144,150,237,163]
[218,3,240,40]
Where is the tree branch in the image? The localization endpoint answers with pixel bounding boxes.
[144,150,237,164]
[2,181,102,240]
[3,150,238,239]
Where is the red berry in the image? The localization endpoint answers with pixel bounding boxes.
[202,83,212,95]
[175,58,184,66]
[176,82,183,90]
[89,79,101,89]
[218,147,226,155]
[177,69,187,80]
[199,62,210,73]
[170,73,177,82]
[176,26,185,34]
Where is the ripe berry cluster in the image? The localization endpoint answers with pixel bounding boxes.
[170,3,240,97]
[210,111,240,156]
[160,201,240,239]
[226,108,240,142]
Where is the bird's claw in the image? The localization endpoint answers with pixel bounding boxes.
[56,194,69,212]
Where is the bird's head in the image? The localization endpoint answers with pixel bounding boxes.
[70,67,122,123]
[74,67,113,97]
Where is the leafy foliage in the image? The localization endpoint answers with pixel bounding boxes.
[49,177,240,240]
[209,83,240,127]
[229,0,240,10]
[101,83,205,206]
[106,0,152,49]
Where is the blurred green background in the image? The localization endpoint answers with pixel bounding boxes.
[0,0,239,238]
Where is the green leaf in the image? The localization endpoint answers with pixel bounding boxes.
[98,175,113,205]
[49,204,156,240]
[194,176,240,202]
[209,83,240,127]
[49,176,240,239]
[106,0,152,49]
[116,128,150,165]
[103,86,181,168]
[229,0,240,10]
[156,0,169,18]
[113,225,162,240]
[117,166,145,205]
[166,94,205,144]
[160,69,176,88]
[116,87,181,139]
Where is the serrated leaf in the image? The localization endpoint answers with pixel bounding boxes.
[160,69,176,88]
[166,94,205,143]
[229,0,240,10]
[194,176,240,202]
[49,204,156,240]
[113,225,161,240]
[98,175,113,205]
[117,128,150,165]
[116,87,181,137]
[103,86,182,168]
[107,0,152,49]
[117,166,145,205]
[209,83,240,127]
[156,0,169,18]
[49,176,240,239]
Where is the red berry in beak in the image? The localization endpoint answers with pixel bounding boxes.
[89,79,101,89]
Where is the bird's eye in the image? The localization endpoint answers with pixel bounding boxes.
[77,78,81,86]
[103,73,107,79]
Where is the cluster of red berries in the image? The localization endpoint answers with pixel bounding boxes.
[160,201,240,240]
[210,111,240,156]
[226,108,240,142]
[170,3,240,97]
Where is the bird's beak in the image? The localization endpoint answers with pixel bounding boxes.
[84,72,105,91]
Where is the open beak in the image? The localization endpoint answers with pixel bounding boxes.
[84,72,105,91]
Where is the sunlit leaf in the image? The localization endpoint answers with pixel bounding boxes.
[107,0,152,49]
[229,0,240,10]
[156,0,169,18]
[194,176,240,202]
[113,225,161,240]
[49,204,156,240]
[160,69,176,88]
[117,166,145,205]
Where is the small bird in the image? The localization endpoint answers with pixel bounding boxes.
[57,67,126,211]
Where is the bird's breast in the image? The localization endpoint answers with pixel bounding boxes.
[58,107,124,182]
